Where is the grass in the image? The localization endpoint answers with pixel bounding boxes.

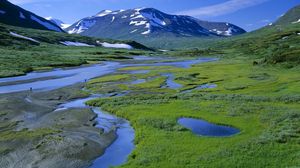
[0,23,154,78]
[144,21,300,68]
[86,57,300,167]
[0,128,60,141]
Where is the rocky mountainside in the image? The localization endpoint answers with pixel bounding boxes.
[0,0,63,32]
[66,8,246,39]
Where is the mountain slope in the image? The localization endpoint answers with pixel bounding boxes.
[190,5,300,65]
[0,0,63,32]
[45,17,71,29]
[66,8,245,39]
[274,4,300,25]
[0,22,151,51]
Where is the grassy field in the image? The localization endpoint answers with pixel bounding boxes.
[0,23,154,78]
[86,56,300,167]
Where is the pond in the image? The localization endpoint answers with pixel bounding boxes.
[178,118,240,137]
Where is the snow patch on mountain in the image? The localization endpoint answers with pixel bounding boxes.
[19,12,25,19]
[0,10,6,14]
[209,29,223,35]
[209,26,238,36]
[60,41,95,47]
[69,19,96,34]
[45,17,71,29]
[130,20,147,26]
[130,29,138,33]
[96,9,125,17]
[135,7,146,12]
[31,15,62,32]
[292,19,300,24]
[111,16,115,22]
[131,14,144,20]
[141,29,150,35]
[224,27,233,36]
[61,24,71,29]
[111,10,125,15]
[10,32,39,43]
[98,42,133,49]
[97,10,112,17]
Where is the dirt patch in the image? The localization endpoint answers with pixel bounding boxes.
[0,84,116,168]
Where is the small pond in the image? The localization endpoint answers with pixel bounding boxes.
[178,118,240,137]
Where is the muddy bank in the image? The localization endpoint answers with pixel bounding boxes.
[0,84,117,168]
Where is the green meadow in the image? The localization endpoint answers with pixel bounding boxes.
[86,57,300,167]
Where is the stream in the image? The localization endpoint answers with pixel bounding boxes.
[0,56,218,168]
[0,57,217,94]
[55,94,135,168]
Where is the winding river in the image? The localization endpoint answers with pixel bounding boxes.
[0,56,218,167]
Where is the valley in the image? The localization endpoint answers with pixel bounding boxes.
[0,1,299,168]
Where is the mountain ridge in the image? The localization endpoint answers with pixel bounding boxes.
[66,7,246,39]
[0,0,63,32]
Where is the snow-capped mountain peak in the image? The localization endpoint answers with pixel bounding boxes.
[66,8,246,39]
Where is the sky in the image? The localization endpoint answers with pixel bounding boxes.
[10,0,300,31]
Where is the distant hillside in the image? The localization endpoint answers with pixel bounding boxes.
[274,5,300,25]
[200,5,300,65]
[0,23,151,51]
[0,0,63,32]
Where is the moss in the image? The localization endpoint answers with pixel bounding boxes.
[0,128,61,141]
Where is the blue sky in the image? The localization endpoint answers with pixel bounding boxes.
[10,0,300,31]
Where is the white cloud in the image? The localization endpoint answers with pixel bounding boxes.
[176,0,271,17]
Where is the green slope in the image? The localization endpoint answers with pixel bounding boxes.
[275,5,300,25]
[160,7,300,66]
[0,23,153,78]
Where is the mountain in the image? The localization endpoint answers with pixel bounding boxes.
[225,7,300,65]
[45,17,71,29]
[66,8,246,39]
[274,4,300,25]
[0,0,63,32]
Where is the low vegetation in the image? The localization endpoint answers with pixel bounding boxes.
[0,23,153,77]
[86,57,300,167]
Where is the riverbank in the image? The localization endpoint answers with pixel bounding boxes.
[0,84,118,168]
